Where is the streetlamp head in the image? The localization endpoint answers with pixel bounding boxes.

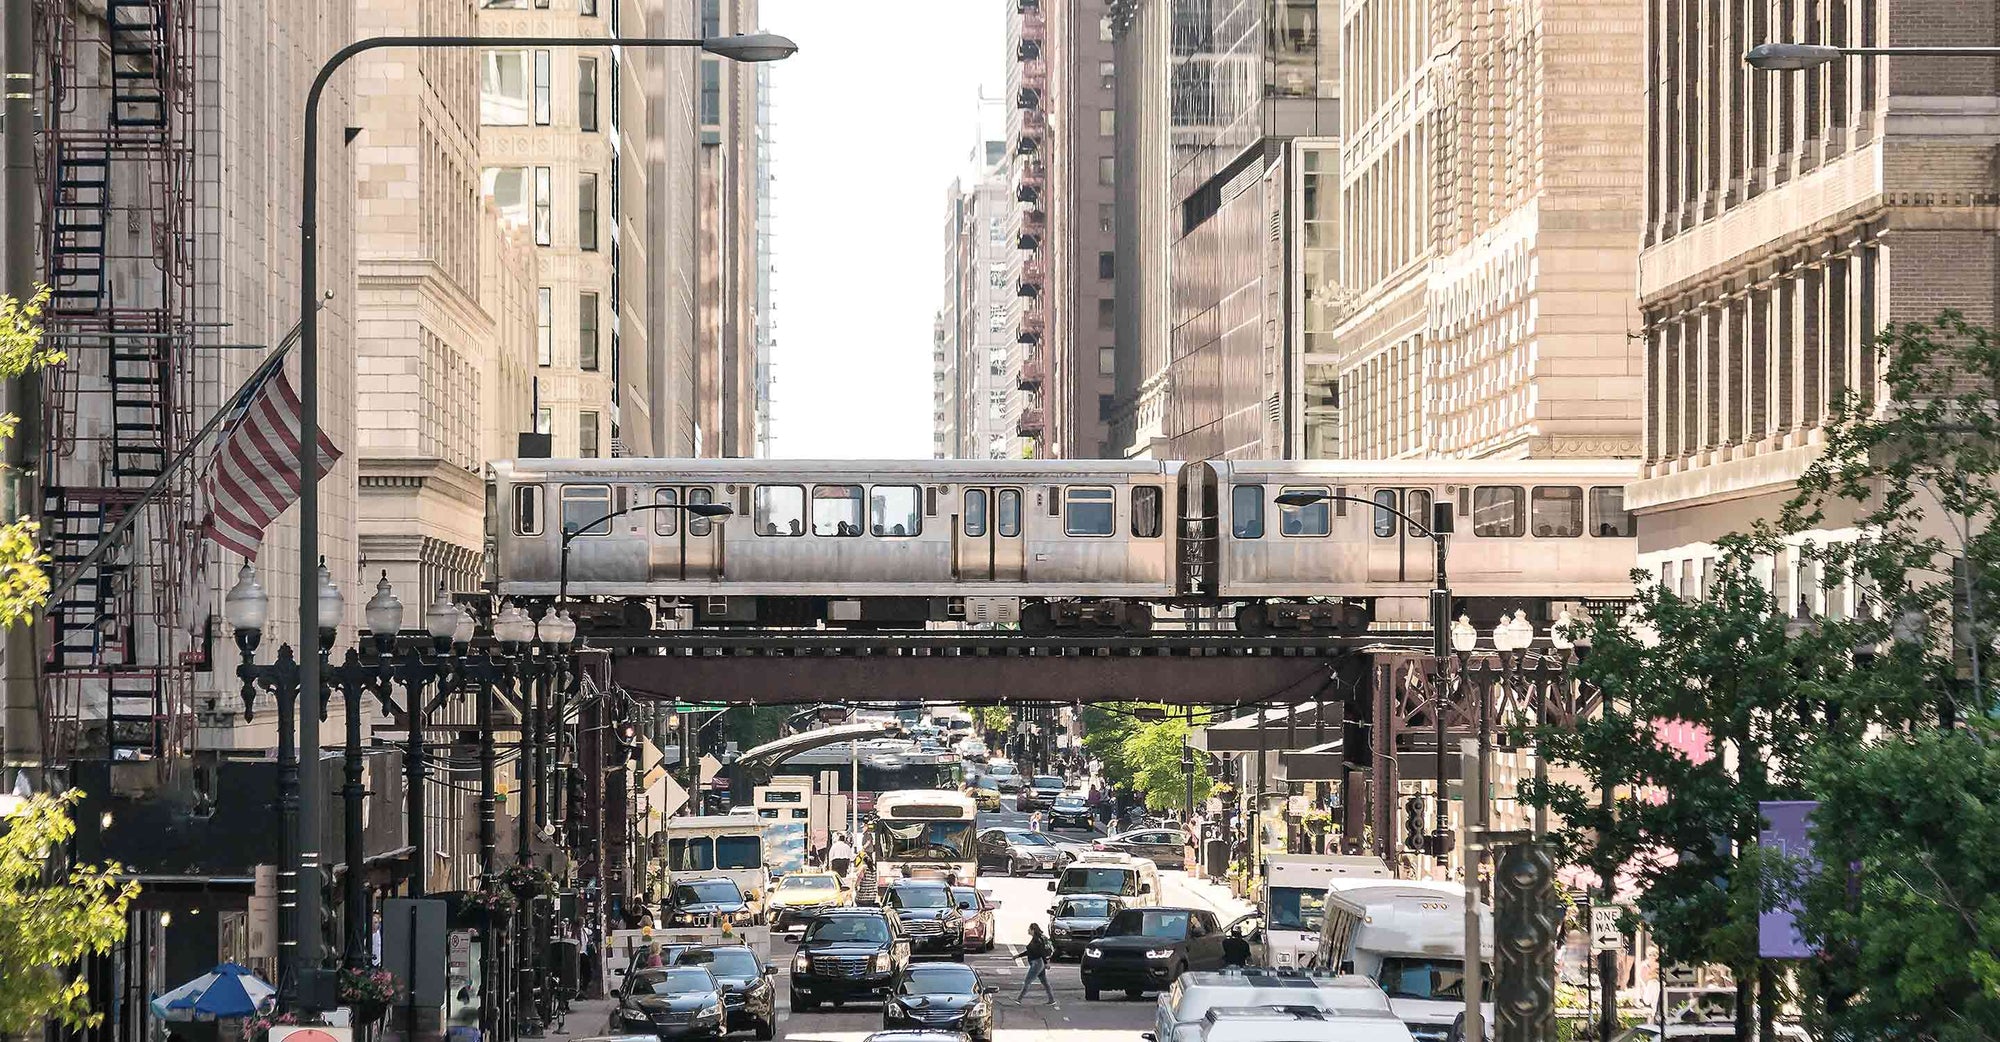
[1549,608,1576,651]
[315,556,344,636]
[1745,42,1842,71]
[426,582,461,642]
[684,502,735,519]
[453,605,477,648]
[224,562,270,634]
[365,570,405,640]
[702,32,799,63]
[1450,614,1479,654]
[1274,490,1328,508]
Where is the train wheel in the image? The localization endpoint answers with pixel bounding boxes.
[1122,603,1154,635]
[1021,603,1054,636]
[1233,604,1269,636]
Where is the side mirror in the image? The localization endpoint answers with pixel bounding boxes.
[1143,1034,1158,1041]
[1047,881,1057,892]
[1140,883,1153,895]
[762,965,777,976]
[983,986,999,995]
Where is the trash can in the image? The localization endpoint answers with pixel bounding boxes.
[1204,837,1229,880]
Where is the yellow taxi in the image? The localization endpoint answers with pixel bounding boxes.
[966,776,1003,812]
[766,870,847,931]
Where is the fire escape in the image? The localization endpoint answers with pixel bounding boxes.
[1011,6,1048,444]
[38,0,199,762]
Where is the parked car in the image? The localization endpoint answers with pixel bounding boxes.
[1610,1025,1812,1042]
[1048,893,1118,959]
[665,877,751,927]
[880,963,999,1042]
[975,827,1064,876]
[1080,907,1228,1001]
[1049,794,1094,830]
[1094,829,1188,870]
[767,871,848,932]
[948,886,998,953]
[965,777,1003,812]
[669,945,778,1039]
[610,966,730,1038]
[791,906,912,1011]
[1018,775,1067,811]
[882,880,967,959]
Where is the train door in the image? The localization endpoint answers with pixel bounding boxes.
[1365,487,1434,583]
[953,486,1025,582]
[649,485,722,581]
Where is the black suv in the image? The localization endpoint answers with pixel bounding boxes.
[1080,906,1225,1001]
[1048,794,1094,830]
[1018,775,1067,811]
[790,906,912,1011]
[881,880,966,959]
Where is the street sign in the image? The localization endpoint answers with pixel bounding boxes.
[699,754,722,785]
[1661,962,1701,986]
[662,775,690,819]
[1591,905,1623,952]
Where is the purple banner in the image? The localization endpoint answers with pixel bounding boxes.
[1759,800,1819,959]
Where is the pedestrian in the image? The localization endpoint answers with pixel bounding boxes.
[641,943,663,969]
[1014,923,1056,1003]
[1222,927,1252,967]
[829,831,855,878]
[1027,809,1044,833]
[855,851,880,906]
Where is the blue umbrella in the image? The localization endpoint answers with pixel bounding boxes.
[149,963,277,1021]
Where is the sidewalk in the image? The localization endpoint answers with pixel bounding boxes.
[539,996,613,1042]
[1162,870,1256,922]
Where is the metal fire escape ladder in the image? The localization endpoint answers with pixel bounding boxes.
[108,0,168,128]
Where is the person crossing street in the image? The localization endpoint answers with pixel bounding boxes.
[1015,923,1056,1003]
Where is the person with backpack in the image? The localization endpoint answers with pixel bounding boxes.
[1015,923,1056,1003]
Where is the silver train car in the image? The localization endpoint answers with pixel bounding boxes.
[486,458,1640,633]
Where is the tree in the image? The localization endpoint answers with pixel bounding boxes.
[1124,715,1210,812]
[973,705,1012,739]
[0,791,142,1033]
[0,288,60,624]
[1791,726,2000,1041]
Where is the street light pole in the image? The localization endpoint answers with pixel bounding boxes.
[291,33,788,995]
[1745,41,2000,70]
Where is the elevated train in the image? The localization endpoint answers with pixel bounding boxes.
[487,458,1639,634]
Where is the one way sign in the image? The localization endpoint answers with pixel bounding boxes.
[1591,905,1624,951]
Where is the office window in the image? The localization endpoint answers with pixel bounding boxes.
[578,172,599,251]
[1099,15,1114,40]
[534,407,551,435]
[1098,347,1115,375]
[1099,203,1114,233]
[481,0,526,7]
[1097,299,1114,329]
[533,166,552,245]
[578,292,600,371]
[1098,394,1114,421]
[1098,251,1114,279]
[1099,109,1115,136]
[532,0,548,7]
[1098,156,1115,185]
[577,412,599,457]
[579,58,599,131]
[532,50,551,124]
[1101,61,1116,89]
[536,287,552,366]
[989,216,1007,244]
[989,262,1009,287]
[579,0,596,13]
[700,59,721,125]
[479,51,531,125]
[700,0,720,37]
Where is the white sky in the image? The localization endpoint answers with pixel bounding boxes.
[761,0,1004,460]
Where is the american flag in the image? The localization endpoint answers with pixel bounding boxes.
[200,353,342,559]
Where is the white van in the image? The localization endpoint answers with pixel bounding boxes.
[1049,852,1160,906]
[1154,970,1394,1042]
[1197,1007,1415,1042]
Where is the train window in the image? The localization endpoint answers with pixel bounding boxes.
[1278,486,1330,537]
[1065,487,1116,536]
[513,485,544,536]
[1407,489,1434,536]
[812,485,864,537]
[870,486,922,537]
[688,486,715,536]
[1590,486,1635,537]
[1372,489,1399,538]
[1131,486,1163,538]
[560,484,613,537]
[925,486,938,516]
[997,489,1021,537]
[754,485,806,537]
[1231,485,1264,539]
[964,489,988,537]
[1531,486,1584,538]
[1472,486,1525,537]
[653,488,679,536]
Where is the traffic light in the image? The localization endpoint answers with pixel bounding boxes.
[1403,798,1425,851]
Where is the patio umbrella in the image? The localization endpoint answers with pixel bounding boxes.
[149,963,277,1021]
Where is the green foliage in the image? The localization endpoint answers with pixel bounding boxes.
[0,287,58,627]
[1078,704,1208,811]
[974,705,1012,737]
[0,792,141,1034]
[1795,726,2000,1041]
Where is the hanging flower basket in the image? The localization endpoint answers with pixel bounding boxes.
[468,886,517,922]
[338,965,398,1023]
[1301,810,1332,832]
[501,864,556,898]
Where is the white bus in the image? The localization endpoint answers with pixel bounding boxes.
[870,789,979,884]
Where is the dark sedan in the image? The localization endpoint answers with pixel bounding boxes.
[1080,907,1225,1001]
[1047,893,1118,959]
[670,945,777,1039]
[791,907,911,1011]
[880,964,998,1042]
[610,966,729,1039]
[1092,829,1187,870]
[882,880,966,959]
[1017,775,1067,811]
[1048,795,1094,830]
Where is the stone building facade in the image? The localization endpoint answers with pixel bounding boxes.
[694,0,764,458]
[1324,0,1647,464]
[1628,0,2000,601]
[935,138,1025,461]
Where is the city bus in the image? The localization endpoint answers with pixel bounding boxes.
[869,789,979,884]
[658,811,770,921]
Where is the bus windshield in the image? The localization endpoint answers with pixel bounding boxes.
[1267,886,1327,931]
[874,819,975,862]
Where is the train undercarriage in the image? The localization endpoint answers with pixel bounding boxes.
[551,595,1376,637]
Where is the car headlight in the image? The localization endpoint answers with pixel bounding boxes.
[870,952,891,973]
[699,1005,723,1021]
[1145,948,1176,960]
[793,951,810,972]
[1084,949,1104,959]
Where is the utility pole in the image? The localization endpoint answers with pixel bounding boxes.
[2,0,41,775]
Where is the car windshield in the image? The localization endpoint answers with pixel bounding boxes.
[1059,896,1115,917]
[1033,776,1064,789]
[1009,831,1055,847]
[1376,956,1470,1001]
[886,886,951,910]
[805,916,892,944]
[776,875,838,893]
[674,948,760,978]
[1267,886,1327,931]
[974,778,1000,791]
[1054,797,1086,808]
[948,887,981,910]
[674,880,743,905]
[898,965,979,995]
[1060,867,1138,897]
[630,968,717,996]
[1106,909,1191,939]
[987,764,1017,776]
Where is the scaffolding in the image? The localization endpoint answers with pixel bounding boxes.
[36,0,200,763]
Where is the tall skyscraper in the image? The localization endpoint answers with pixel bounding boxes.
[935,128,1023,461]
[694,0,765,458]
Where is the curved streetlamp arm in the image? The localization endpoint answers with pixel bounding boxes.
[1281,492,1442,544]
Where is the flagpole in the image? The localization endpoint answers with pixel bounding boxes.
[45,317,307,604]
